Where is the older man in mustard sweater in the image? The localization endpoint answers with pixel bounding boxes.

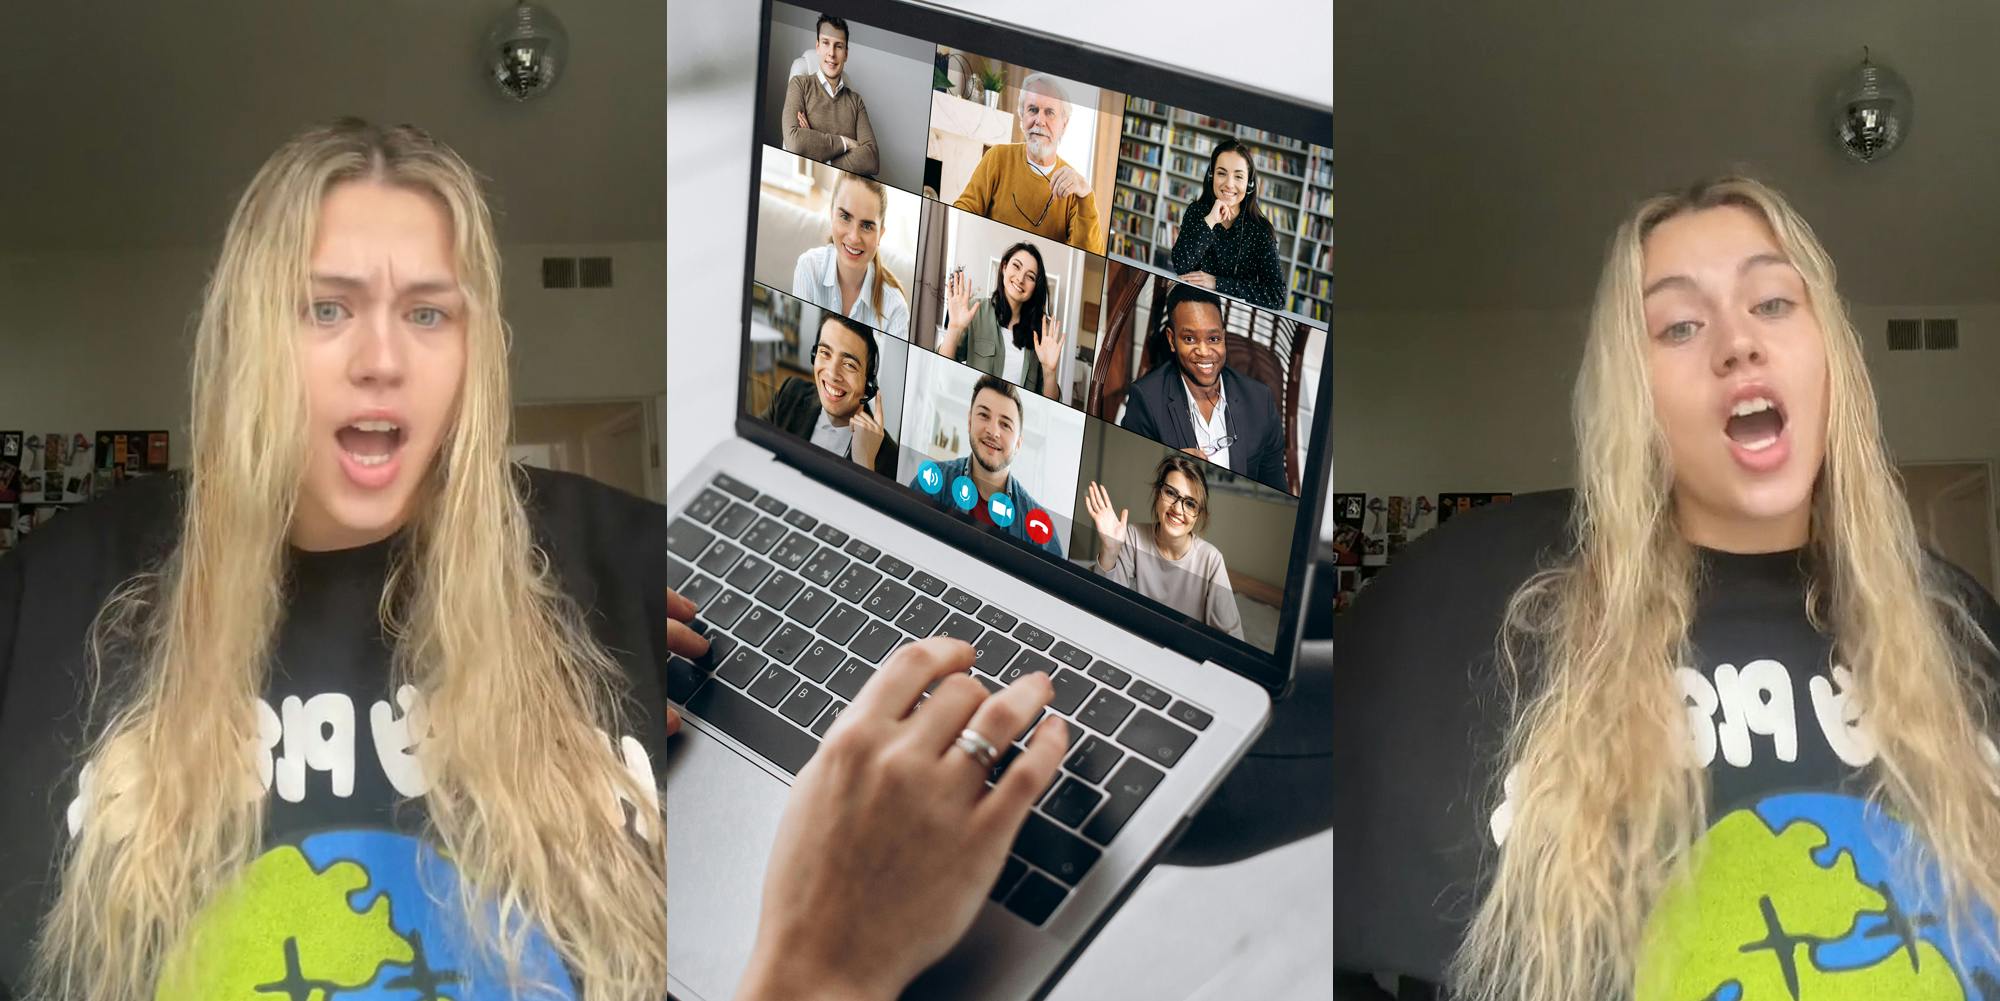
[952,74,1105,254]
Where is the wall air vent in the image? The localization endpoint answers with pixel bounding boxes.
[542,256,577,289]
[1886,317,1921,351]
[1922,317,1958,351]
[579,256,614,288]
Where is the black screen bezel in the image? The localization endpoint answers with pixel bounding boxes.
[735,0,1331,695]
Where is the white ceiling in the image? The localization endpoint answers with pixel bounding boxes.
[1336,0,2000,309]
[0,0,663,253]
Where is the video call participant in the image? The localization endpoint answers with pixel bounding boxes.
[764,313,899,477]
[781,14,879,176]
[0,120,671,999]
[791,172,909,338]
[1171,140,1285,310]
[1085,456,1245,639]
[938,241,1065,400]
[1334,178,2000,999]
[1120,284,1289,493]
[908,375,1066,558]
[951,74,1105,254]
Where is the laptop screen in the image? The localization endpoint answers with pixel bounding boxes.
[736,0,1331,672]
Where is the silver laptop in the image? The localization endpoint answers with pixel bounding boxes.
[666,1,1331,996]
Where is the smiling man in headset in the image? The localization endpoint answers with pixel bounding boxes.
[765,313,899,477]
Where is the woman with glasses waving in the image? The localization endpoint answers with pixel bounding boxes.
[1084,456,1245,639]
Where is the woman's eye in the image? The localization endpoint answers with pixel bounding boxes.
[310,301,349,325]
[1660,320,1701,343]
[1752,298,1794,318]
[409,306,446,328]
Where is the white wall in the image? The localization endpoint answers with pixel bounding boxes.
[0,242,667,469]
[1332,303,2000,499]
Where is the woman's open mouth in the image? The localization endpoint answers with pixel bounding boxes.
[335,418,405,488]
[1722,390,1789,473]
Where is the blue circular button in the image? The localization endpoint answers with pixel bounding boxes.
[916,460,945,495]
[950,475,978,512]
[987,492,1016,527]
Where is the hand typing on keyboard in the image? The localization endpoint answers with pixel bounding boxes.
[734,636,1069,1001]
[664,589,711,735]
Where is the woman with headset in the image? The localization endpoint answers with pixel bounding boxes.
[763,312,901,477]
[1170,140,1286,310]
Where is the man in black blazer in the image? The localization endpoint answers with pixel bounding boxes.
[1120,284,1291,494]
[764,313,900,477]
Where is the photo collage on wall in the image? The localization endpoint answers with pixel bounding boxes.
[0,429,170,554]
[1331,491,1511,612]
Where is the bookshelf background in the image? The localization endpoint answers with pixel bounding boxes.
[1111,96,1332,322]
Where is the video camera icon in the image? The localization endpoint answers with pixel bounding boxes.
[987,493,1016,528]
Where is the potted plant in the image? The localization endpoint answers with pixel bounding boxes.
[977,67,1005,109]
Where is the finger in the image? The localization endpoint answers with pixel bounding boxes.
[667,589,698,622]
[666,704,682,736]
[1119,509,1129,531]
[902,671,988,754]
[959,670,1053,767]
[848,636,976,722]
[979,712,1069,830]
[667,618,711,659]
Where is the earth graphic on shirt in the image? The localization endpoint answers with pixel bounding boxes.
[156,829,577,1000]
[1636,792,2000,1001]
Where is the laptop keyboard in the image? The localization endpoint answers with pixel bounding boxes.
[667,472,1214,927]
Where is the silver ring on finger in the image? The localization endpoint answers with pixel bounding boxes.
[954,727,1001,770]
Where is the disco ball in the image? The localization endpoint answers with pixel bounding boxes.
[485,3,568,103]
[1831,50,1911,164]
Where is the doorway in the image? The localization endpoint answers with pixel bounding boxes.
[512,398,665,502]
[1896,461,2000,597]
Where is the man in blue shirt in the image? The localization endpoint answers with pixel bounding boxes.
[909,375,1066,558]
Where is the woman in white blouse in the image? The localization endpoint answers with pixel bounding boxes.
[791,172,909,339]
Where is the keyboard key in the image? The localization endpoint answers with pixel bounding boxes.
[666,656,704,702]
[726,556,775,593]
[999,651,1056,687]
[849,621,902,664]
[741,517,788,555]
[934,613,982,644]
[908,570,947,596]
[1077,690,1136,735]
[1065,736,1123,784]
[687,680,817,776]
[667,518,715,561]
[1042,777,1105,829]
[786,587,835,627]
[1086,661,1133,690]
[812,523,850,547]
[877,554,914,579]
[975,675,1002,694]
[685,489,730,523]
[975,605,1019,632]
[668,558,692,590]
[765,624,812,665]
[972,633,1022,676]
[1116,710,1197,768]
[694,633,737,673]
[704,590,752,630]
[800,548,850,588]
[713,473,758,500]
[831,564,883,604]
[716,648,768,688]
[680,573,723,609]
[769,532,816,572]
[1013,814,1100,885]
[779,683,833,728]
[991,856,1028,902]
[1013,622,1055,651]
[812,701,847,736]
[734,606,783,647]
[940,587,983,615]
[1128,680,1171,710]
[1048,669,1094,715]
[783,509,818,532]
[795,640,844,683]
[828,658,875,700]
[749,666,802,708]
[1061,717,1084,746]
[987,743,1022,784]
[1004,871,1068,925]
[754,495,788,517]
[895,596,950,637]
[1049,641,1093,672]
[713,503,758,538]
[843,538,882,562]
[697,540,744,578]
[1167,701,1214,731]
[816,604,868,646]
[1082,759,1165,844]
[862,580,915,620]
[755,572,805,610]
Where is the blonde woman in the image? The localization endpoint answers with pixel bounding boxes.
[791,171,910,339]
[0,120,679,999]
[1333,177,2000,1000]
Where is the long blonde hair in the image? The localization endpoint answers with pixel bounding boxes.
[829,171,903,316]
[1453,176,2000,1000]
[33,119,667,1000]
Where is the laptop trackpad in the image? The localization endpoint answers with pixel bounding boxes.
[666,723,792,1001]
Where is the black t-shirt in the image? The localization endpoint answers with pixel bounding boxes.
[0,467,669,998]
[1333,490,2000,998]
